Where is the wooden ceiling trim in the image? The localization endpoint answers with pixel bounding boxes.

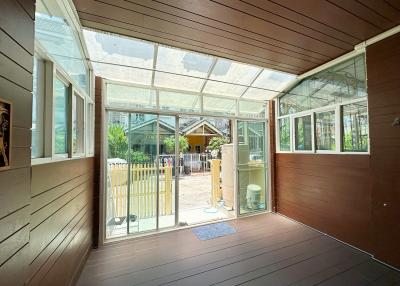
[326,0,396,30]
[212,0,352,50]
[103,0,326,65]
[123,0,336,60]
[117,0,330,63]
[155,0,346,57]
[272,0,384,39]
[75,0,318,72]
[358,0,400,22]
[242,0,362,44]
[385,0,400,12]
[78,12,303,74]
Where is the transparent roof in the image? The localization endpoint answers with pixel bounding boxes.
[84,29,297,101]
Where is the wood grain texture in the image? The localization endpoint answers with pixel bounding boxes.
[0,1,33,285]
[367,32,400,269]
[72,0,400,74]
[275,32,400,270]
[28,158,95,286]
[77,213,400,286]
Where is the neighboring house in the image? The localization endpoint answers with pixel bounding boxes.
[125,118,227,155]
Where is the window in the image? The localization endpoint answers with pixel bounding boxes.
[276,54,369,154]
[315,111,336,151]
[342,101,368,152]
[32,57,45,158]
[54,78,69,154]
[278,117,290,151]
[87,103,95,155]
[294,115,312,151]
[73,93,85,154]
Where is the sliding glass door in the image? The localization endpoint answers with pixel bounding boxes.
[106,111,177,238]
[237,120,268,215]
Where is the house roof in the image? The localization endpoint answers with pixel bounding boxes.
[181,119,224,136]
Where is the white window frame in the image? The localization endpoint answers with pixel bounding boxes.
[276,115,292,152]
[275,97,369,155]
[292,113,314,153]
[72,90,86,157]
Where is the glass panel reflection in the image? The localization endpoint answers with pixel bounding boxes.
[294,115,312,151]
[315,111,335,151]
[342,101,368,152]
[237,121,267,215]
[278,117,290,151]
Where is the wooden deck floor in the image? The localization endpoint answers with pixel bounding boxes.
[77,214,400,286]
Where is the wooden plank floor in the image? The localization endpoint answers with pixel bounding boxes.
[77,214,400,286]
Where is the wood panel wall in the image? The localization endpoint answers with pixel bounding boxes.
[367,32,400,268]
[0,1,34,285]
[27,158,94,286]
[275,32,400,269]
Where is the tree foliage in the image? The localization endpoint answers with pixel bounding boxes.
[108,124,128,159]
[163,135,189,154]
[207,136,229,152]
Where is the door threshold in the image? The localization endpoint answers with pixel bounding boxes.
[103,211,270,245]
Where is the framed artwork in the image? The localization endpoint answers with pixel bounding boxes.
[0,99,11,170]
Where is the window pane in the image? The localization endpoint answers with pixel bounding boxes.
[315,111,335,151]
[203,95,236,116]
[73,94,84,154]
[92,62,152,86]
[278,118,290,151]
[342,101,368,152]
[238,100,265,119]
[106,84,156,109]
[159,91,200,113]
[241,87,276,101]
[294,115,312,151]
[32,57,45,158]
[54,78,68,154]
[252,69,296,95]
[36,0,89,94]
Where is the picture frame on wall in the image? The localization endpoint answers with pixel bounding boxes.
[0,99,11,171]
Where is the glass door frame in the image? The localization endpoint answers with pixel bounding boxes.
[101,107,271,243]
[234,118,271,217]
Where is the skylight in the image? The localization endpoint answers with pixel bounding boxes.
[83,29,297,101]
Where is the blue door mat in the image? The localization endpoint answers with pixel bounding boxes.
[192,222,236,240]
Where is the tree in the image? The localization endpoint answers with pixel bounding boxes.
[108,124,128,159]
[163,135,189,154]
[126,150,150,164]
[207,136,229,153]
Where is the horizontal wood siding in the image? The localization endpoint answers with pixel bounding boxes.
[276,32,400,269]
[0,0,33,285]
[367,32,400,268]
[276,153,373,252]
[28,158,94,286]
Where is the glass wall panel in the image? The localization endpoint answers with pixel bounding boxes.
[315,111,335,151]
[237,121,267,215]
[294,115,312,151]
[238,100,266,119]
[36,0,89,93]
[32,57,45,158]
[203,95,236,116]
[278,117,290,151]
[72,94,85,154]
[127,113,158,233]
[342,101,368,152]
[159,91,200,113]
[279,54,366,116]
[106,84,156,109]
[54,78,68,154]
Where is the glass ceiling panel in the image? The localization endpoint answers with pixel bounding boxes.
[154,71,205,92]
[36,0,89,93]
[83,29,154,69]
[156,46,213,77]
[252,69,296,93]
[209,59,261,85]
[159,91,200,113]
[203,81,247,98]
[239,100,266,119]
[93,62,152,85]
[242,87,277,100]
